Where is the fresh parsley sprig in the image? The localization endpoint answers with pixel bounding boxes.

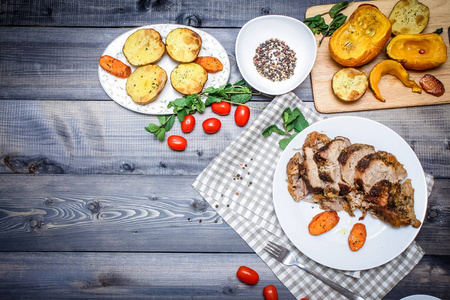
[145,115,176,141]
[262,107,309,150]
[145,80,256,140]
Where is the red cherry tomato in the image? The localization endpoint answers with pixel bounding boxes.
[181,115,195,133]
[234,105,250,127]
[236,266,259,285]
[202,118,221,134]
[263,285,278,300]
[167,135,187,151]
[211,101,231,115]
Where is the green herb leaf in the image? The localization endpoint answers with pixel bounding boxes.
[327,13,347,36]
[329,1,348,18]
[205,95,222,106]
[164,115,175,131]
[279,132,299,150]
[433,28,443,34]
[157,128,166,141]
[145,123,160,133]
[262,124,286,137]
[304,15,328,35]
[230,93,252,104]
[293,115,309,133]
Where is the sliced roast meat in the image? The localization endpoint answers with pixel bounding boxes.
[338,143,376,189]
[299,131,331,194]
[369,179,421,228]
[286,152,309,201]
[354,151,407,194]
[314,136,351,197]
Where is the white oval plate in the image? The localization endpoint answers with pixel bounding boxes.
[235,15,316,95]
[272,116,427,271]
[98,24,230,115]
[400,295,441,300]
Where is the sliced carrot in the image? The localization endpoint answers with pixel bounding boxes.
[308,211,340,235]
[348,223,367,251]
[99,55,131,79]
[194,56,223,73]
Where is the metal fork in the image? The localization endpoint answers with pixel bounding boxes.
[264,241,365,300]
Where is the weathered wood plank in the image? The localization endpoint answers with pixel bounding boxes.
[0,252,295,299]
[0,175,448,255]
[0,101,449,177]
[0,26,312,102]
[0,0,339,28]
[0,175,251,253]
[0,252,447,299]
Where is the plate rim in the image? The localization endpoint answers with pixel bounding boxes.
[235,14,317,95]
[98,24,231,115]
[272,116,428,271]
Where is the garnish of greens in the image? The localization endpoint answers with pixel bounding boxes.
[262,107,309,150]
[304,1,349,46]
[145,79,254,141]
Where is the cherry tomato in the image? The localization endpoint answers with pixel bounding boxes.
[181,115,195,133]
[234,105,250,127]
[236,266,259,285]
[167,135,187,151]
[263,285,278,300]
[211,101,231,115]
[202,118,221,134]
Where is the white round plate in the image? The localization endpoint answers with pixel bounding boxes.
[272,116,427,271]
[235,15,316,95]
[98,24,230,115]
[400,295,441,300]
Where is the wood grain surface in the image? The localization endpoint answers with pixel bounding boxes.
[307,0,450,113]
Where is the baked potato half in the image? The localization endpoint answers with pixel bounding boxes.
[389,0,430,35]
[123,29,165,66]
[170,63,207,95]
[332,68,368,102]
[165,28,202,63]
[126,65,167,105]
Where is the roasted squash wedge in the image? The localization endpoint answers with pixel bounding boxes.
[369,60,421,102]
[388,0,430,35]
[329,5,392,67]
[386,33,448,70]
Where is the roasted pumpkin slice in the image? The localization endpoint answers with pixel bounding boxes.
[329,5,392,67]
[369,60,421,102]
[386,33,448,71]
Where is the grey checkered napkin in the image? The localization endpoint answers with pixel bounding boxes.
[193,92,432,300]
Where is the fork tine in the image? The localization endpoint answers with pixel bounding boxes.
[264,241,282,257]
[268,241,283,251]
[264,245,278,257]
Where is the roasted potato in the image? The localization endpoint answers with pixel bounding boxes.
[126,65,167,105]
[332,68,368,102]
[123,28,165,66]
[170,63,208,95]
[389,0,430,35]
[165,28,202,63]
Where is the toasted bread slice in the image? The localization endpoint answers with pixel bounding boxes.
[165,28,202,63]
[389,0,430,35]
[170,63,207,95]
[123,29,165,66]
[332,68,368,102]
[126,65,167,105]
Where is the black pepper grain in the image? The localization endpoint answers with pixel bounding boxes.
[253,38,296,82]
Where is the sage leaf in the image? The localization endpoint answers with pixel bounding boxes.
[279,132,299,150]
[329,1,348,18]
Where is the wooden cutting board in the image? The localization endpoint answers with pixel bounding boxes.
[306,0,450,113]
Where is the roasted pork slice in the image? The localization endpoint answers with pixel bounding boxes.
[314,136,351,197]
[299,132,331,194]
[338,143,376,188]
[354,151,407,194]
[286,152,309,201]
[369,179,421,228]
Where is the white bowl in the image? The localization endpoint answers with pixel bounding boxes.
[235,15,317,95]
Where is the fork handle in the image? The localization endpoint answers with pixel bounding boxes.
[295,263,365,300]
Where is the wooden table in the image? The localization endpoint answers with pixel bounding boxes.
[0,1,448,299]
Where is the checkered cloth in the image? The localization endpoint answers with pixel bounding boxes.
[193,93,433,300]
